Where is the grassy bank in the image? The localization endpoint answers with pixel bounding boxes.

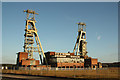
[2,67,120,79]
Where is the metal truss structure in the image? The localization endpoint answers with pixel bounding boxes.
[73,22,88,57]
[23,9,47,65]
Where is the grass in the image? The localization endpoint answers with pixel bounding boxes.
[2,67,120,79]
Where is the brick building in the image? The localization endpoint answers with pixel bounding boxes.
[17,52,39,67]
[44,52,84,68]
[84,58,98,68]
[17,52,101,69]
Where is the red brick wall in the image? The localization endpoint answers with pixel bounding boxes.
[91,59,98,65]
[84,58,98,68]
[45,52,55,56]
[22,60,30,65]
[35,60,40,65]
[21,60,39,66]
[18,52,28,63]
[70,53,74,56]
[50,52,55,55]
[57,63,84,68]
[45,52,74,56]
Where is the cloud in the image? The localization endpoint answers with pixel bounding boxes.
[97,35,101,40]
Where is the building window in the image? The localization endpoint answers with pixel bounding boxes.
[70,66,73,68]
[66,66,69,68]
[62,66,65,68]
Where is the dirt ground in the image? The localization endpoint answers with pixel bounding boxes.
[1,67,120,79]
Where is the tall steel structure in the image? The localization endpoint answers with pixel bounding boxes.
[73,22,88,57]
[23,9,47,65]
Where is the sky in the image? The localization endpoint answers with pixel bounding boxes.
[2,2,118,64]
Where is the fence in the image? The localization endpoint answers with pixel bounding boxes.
[1,65,107,71]
[18,67,107,70]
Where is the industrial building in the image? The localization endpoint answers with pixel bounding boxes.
[84,58,98,68]
[16,9,101,69]
[17,52,39,66]
[44,52,84,68]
